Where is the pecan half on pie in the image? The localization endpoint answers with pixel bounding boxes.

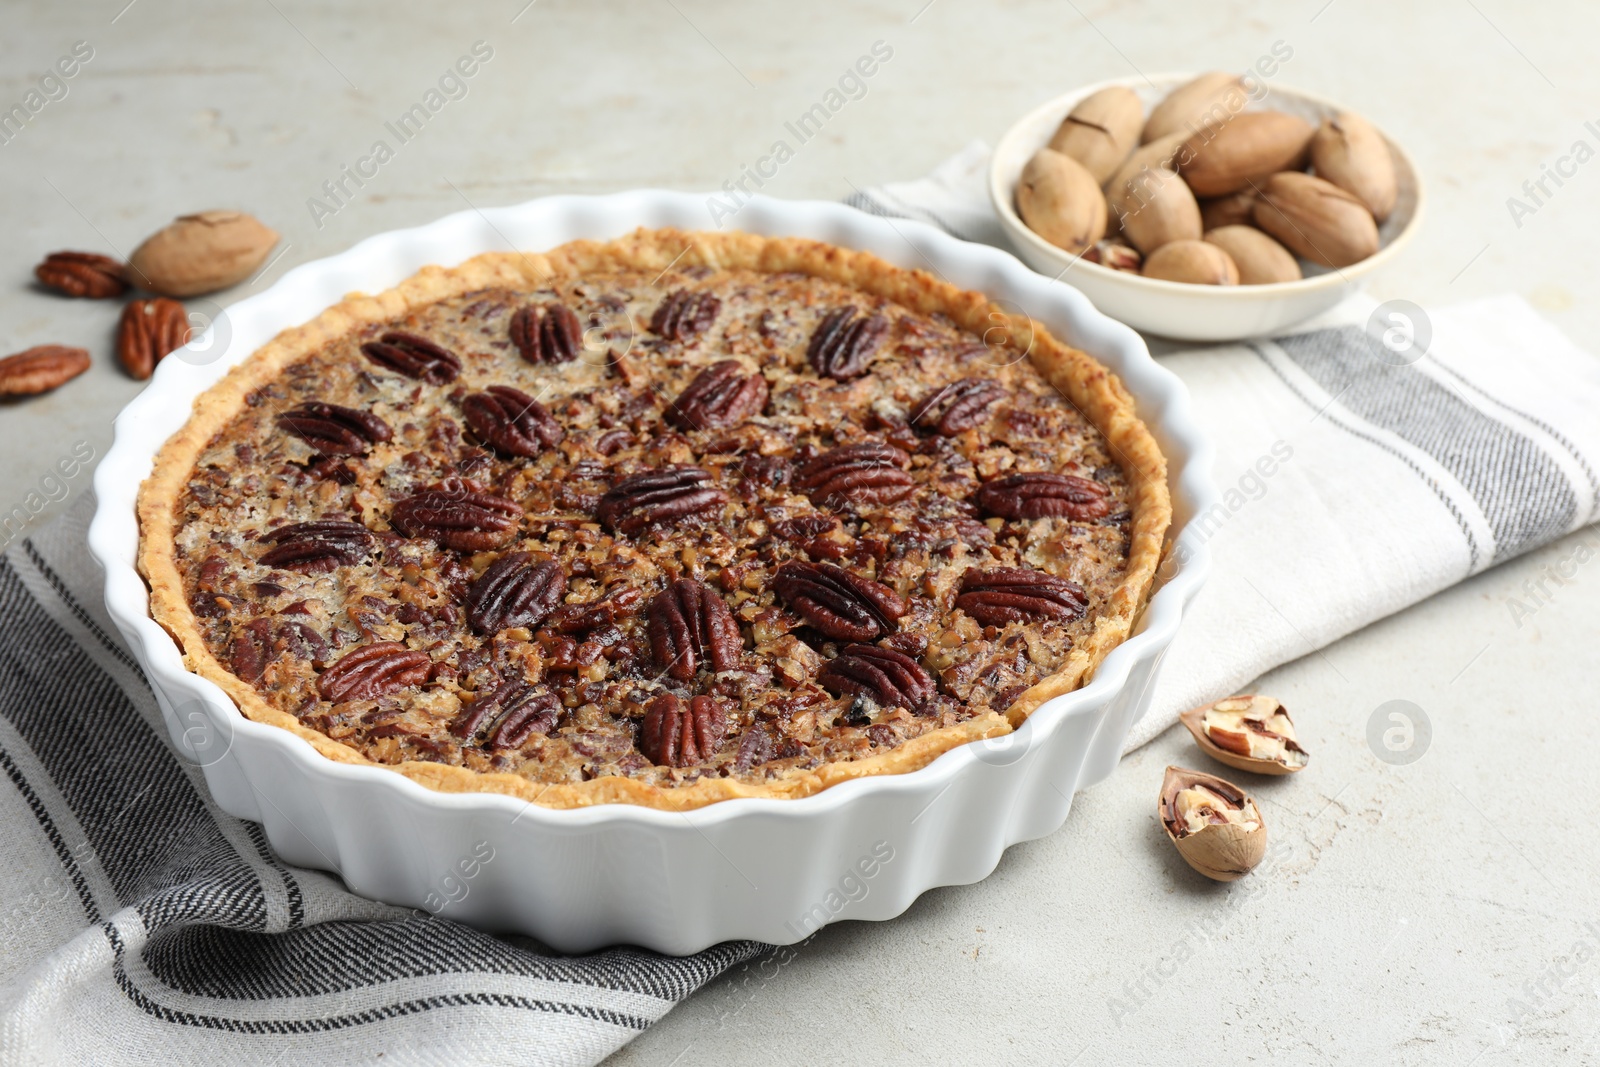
[138,229,1169,809]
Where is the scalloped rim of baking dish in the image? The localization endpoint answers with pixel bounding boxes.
[88,191,1214,836]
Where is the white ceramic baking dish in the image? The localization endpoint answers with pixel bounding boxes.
[88,192,1214,954]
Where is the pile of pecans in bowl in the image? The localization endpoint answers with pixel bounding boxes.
[1016,72,1399,286]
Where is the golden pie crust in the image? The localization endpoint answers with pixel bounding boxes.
[137,228,1170,810]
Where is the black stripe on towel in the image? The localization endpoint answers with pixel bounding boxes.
[1276,326,1577,563]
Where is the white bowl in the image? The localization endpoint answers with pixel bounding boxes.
[87,192,1215,954]
[990,73,1426,342]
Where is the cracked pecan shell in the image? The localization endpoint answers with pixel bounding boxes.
[462,385,564,458]
[647,579,742,681]
[258,520,374,573]
[806,306,890,381]
[276,402,392,456]
[817,644,934,711]
[510,302,582,363]
[909,377,1006,435]
[360,331,462,383]
[318,641,431,703]
[955,566,1088,627]
[639,692,726,768]
[466,552,566,634]
[594,466,727,536]
[35,251,129,298]
[772,560,907,642]
[390,488,521,550]
[974,471,1111,521]
[451,678,560,747]
[117,298,192,381]
[794,441,913,508]
[664,360,768,432]
[649,289,721,342]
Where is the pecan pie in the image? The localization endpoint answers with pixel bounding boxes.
[138,229,1170,810]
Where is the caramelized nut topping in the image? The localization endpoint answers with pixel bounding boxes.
[259,520,374,573]
[319,641,431,703]
[167,257,1141,794]
[360,331,462,383]
[276,402,392,456]
[594,466,727,536]
[511,302,583,364]
[807,306,890,380]
[664,360,768,431]
[647,579,742,681]
[955,567,1088,627]
[794,441,914,509]
[772,560,906,642]
[462,385,564,457]
[452,678,560,748]
[466,553,566,635]
[230,617,328,681]
[640,692,726,767]
[390,488,520,550]
[975,471,1111,521]
[909,377,1005,435]
[817,643,934,711]
[649,289,721,342]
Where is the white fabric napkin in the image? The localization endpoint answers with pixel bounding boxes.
[849,143,1600,750]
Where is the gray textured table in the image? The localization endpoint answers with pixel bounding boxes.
[3,2,1596,1063]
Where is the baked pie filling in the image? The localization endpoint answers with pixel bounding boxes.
[139,231,1168,808]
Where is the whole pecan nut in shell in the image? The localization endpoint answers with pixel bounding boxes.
[908,377,1006,435]
[258,519,375,574]
[594,466,728,537]
[0,345,90,397]
[974,471,1111,521]
[794,440,913,508]
[639,692,727,767]
[359,331,462,384]
[664,360,768,432]
[275,402,392,456]
[390,488,521,551]
[955,566,1088,627]
[510,302,582,363]
[817,643,935,711]
[466,552,567,635]
[806,306,890,381]
[318,641,431,703]
[126,210,279,297]
[34,251,130,298]
[649,289,722,342]
[647,579,742,681]
[772,560,906,642]
[117,298,192,381]
[462,385,564,457]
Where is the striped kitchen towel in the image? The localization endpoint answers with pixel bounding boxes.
[848,141,1600,749]
[0,499,764,1064]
